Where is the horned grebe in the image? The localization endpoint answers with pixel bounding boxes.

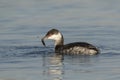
[41,29,99,55]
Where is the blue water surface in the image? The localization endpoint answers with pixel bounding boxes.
[0,0,120,80]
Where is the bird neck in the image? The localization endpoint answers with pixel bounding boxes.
[54,33,64,50]
[55,34,64,46]
[55,41,63,53]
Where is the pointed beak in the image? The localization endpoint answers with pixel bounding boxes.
[41,36,47,47]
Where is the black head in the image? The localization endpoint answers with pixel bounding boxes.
[41,29,61,46]
[46,29,59,37]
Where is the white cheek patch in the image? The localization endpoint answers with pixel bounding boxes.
[48,34,57,39]
[48,33,62,40]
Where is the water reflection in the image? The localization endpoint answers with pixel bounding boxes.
[42,52,99,80]
[42,54,64,80]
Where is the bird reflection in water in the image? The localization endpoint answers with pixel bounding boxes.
[42,54,64,80]
[42,52,98,80]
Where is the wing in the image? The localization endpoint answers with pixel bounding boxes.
[55,42,99,55]
[64,42,95,48]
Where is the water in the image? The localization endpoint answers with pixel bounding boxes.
[0,0,120,80]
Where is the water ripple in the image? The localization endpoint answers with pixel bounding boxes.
[0,44,120,58]
[0,46,54,58]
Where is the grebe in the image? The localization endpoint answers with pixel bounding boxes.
[41,29,99,55]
